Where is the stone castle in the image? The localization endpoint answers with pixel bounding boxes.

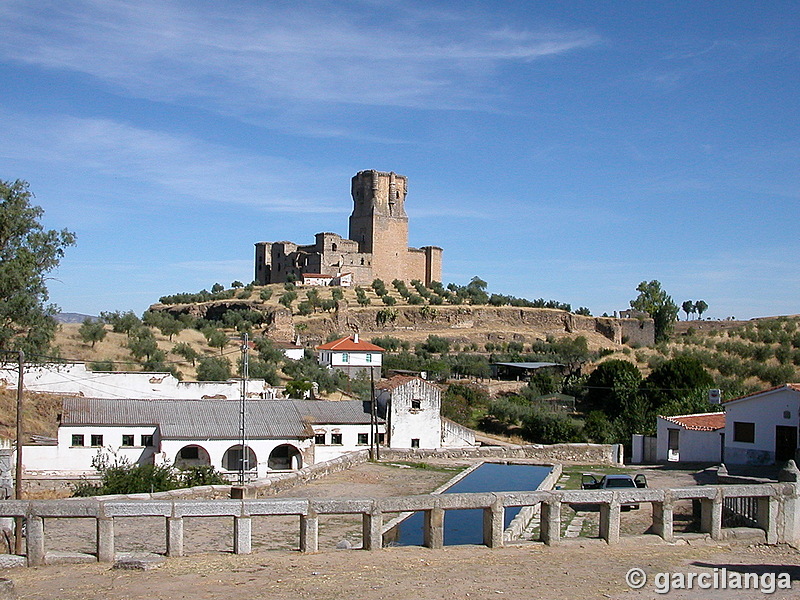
[254,170,442,286]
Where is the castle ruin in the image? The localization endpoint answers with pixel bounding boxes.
[254,170,442,286]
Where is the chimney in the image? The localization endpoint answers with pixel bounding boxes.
[354,333,359,344]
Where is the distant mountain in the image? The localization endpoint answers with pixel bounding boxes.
[56,312,99,324]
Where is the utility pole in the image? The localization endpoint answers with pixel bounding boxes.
[14,351,24,554]
[239,334,249,486]
[370,366,380,461]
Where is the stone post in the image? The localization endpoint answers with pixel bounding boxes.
[482,496,504,548]
[25,516,45,567]
[699,492,722,540]
[300,511,319,553]
[233,516,251,554]
[166,516,184,557]
[423,504,444,550]
[652,499,674,542]
[540,498,561,546]
[757,495,779,545]
[96,517,115,563]
[362,507,383,551]
[599,500,621,544]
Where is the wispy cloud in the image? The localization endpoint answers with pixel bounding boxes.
[0,109,346,213]
[0,0,599,112]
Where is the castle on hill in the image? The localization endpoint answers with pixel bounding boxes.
[254,170,442,286]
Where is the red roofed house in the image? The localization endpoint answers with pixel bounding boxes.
[316,334,384,379]
[656,412,725,463]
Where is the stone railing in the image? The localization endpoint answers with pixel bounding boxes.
[0,481,797,567]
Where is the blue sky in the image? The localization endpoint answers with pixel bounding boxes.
[1,1,798,320]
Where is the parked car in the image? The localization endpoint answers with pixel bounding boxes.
[580,473,648,510]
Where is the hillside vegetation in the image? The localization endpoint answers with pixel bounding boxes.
[19,280,800,448]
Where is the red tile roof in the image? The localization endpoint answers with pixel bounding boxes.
[316,335,385,352]
[660,412,726,431]
[722,383,800,404]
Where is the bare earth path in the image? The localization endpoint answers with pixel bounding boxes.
[6,461,800,599]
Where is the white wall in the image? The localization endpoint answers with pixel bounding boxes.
[656,417,722,463]
[320,351,382,368]
[0,363,282,400]
[380,379,442,449]
[724,387,800,465]
[24,425,160,474]
[311,423,384,463]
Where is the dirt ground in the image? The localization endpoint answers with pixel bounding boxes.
[5,461,800,599]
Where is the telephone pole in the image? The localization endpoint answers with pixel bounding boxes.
[239,334,249,486]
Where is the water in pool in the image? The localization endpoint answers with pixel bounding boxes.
[393,462,552,546]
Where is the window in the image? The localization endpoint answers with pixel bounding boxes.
[341,352,349,363]
[411,438,420,448]
[71,434,84,447]
[90,434,103,447]
[357,433,369,445]
[411,399,422,410]
[122,434,134,447]
[733,422,755,444]
[331,433,343,445]
[366,353,372,363]
[180,446,200,459]
[315,433,326,445]
[141,435,154,447]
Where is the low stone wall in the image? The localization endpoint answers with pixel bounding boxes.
[2,480,796,567]
[380,443,622,465]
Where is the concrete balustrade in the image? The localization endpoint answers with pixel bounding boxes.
[1,482,796,566]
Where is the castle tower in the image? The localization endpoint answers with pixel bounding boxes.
[349,170,410,282]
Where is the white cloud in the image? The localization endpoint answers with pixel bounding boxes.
[0,0,599,112]
[0,110,346,213]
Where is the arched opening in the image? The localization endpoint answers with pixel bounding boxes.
[268,444,302,471]
[174,444,211,469]
[222,445,257,472]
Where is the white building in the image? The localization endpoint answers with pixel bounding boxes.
[23,397,383,479]
[0,363,282,400]
[723,383,800,465]
[376,375,476,449]
[656,412,725,463]
[316,334,383,379]
[301,273,353,287]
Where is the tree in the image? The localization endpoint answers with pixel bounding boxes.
[128,327,158,361]
[0,180,76,355]
[204,328,229,354]
[211,283,224,293]
[641,355,714,411]
[196,356,232,381]
[100,310,141,336]
[79,319,106,348]
[585,359,643,418]
[681,300,694,321]
[630,280,679,343]
[695,300,708,319]
[172,342,200,366]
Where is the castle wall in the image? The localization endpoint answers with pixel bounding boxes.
[256,170,440,287]
[405,248,427,283]
[423,246,443,285]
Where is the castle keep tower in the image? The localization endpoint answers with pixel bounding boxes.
[255,170,441,286]
[349,170,409,282]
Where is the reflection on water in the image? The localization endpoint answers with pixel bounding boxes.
[394,462,551,546]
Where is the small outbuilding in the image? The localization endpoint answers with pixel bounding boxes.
[656,412,725,463]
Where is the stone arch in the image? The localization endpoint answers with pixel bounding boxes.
[222,445,257,472]
[174,444,211,469]
[268,444,302,471]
